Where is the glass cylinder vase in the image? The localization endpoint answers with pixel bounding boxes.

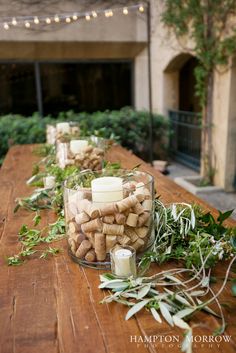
[64,169,154,269]
[56,136,105,171]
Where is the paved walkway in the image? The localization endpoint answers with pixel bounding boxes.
[167,161,236,221]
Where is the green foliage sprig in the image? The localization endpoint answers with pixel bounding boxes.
[7,216,65,266]
[139,200,236,273]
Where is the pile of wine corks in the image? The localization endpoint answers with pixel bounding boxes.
[66,182,153,263]
[60,144,105,170]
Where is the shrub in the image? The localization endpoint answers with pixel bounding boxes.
[0,107,170,164]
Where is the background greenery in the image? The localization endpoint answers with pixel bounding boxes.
[0,107,170,165]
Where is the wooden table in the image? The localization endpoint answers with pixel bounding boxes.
[0,144,235,353]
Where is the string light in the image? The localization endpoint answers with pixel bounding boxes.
[34,17,39,24]
[105,10,113,17]
[54,15,60,23]
[139,5,144,12]
[12,17,17,25]
[0,4,146,30]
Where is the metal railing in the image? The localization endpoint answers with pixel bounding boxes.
[169,109,202,171]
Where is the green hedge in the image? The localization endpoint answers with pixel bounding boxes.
[0,107,170,164]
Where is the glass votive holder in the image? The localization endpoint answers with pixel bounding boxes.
[64,169,154,269]
[110,245,137,278]
[56,137,105,170]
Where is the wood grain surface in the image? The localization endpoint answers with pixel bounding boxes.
[0,144,235,353]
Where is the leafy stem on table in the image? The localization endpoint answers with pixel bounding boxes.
[7,216,65,265]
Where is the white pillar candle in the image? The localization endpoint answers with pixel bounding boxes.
[91,177,123,203]
[70,140,88,154]
[113,249,136,277]
[44,176,56,189]
[56,122,70,134]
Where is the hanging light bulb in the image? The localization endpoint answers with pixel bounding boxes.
[139,5,144,12]
[65,17,71,23]
[105,10,110,18]
[85,14,91,20]
[109,10,113,16]
[54,15,60,23]
[12,17,17,26]
[34,17,39,24]
[92,11,97,18]
[45,17,51,24]
[25,21,30,28]
[3,22,9,30]
[72,13,78,20]
[123,7,128,15]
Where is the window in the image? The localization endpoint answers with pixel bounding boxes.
[0,63,37,115]
[0,61,133,116]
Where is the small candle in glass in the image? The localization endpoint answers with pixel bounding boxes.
[110,246,137,278]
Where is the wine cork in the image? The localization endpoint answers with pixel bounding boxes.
[134,191,145,202]
[75,240,92,259]
[132,203,145,215]
[83,145,93,153]
[131,238,145,251]
[116,195,139,213]
[124,226,139,242]
[118,235,132,246]
[89,154,99,162]
[103,223,124,236]
[135,227,149,238]
[115,213,126,225]
[102,215,115,224]
[143,188,152,199]
[68,221,79,234]
[81,218,102,233]
[83,159,90,169]
[94,233,106,261]
[93,147,104,155]
[75,154,84,162]
[84,202,100,219]
[99,203,118,217]
[106,235,117,251]
[142,199,153,212]
[126,213,138,227]
[75,212,90,225]
[85,249,96,262]
[85,232,95,247]
[138,212,150,227]
[68,238,77,255]
[69,232,86,245]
